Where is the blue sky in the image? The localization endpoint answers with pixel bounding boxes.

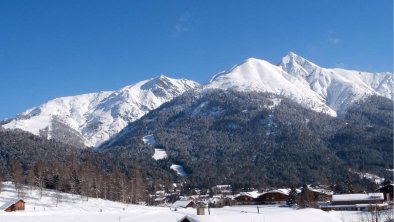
[0,0,392,119]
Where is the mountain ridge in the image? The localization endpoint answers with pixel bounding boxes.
[2,52,392,147]
[3,75,199,147]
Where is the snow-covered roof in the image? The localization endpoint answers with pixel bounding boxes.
[376,184,394,190]
[322,203,388,209]
[235,191,261,199]
[308,188,333,195]
[265,189,291,196]
[171,200,194,208]
[332,193,383,202]
[214,185,231,188]
[178,216,199,222]
[0,199,24,211]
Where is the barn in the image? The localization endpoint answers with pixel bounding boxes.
[0,199,25,212]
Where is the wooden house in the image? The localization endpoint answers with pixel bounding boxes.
[0,199,25,212]
[256,189,290,204]
[307,187,333,202]
[376,184,393,201]
[233,191,260,205]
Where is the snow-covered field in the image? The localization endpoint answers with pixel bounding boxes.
[0,182,391,222]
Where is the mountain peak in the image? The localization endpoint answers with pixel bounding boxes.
[281,52,317,66]
[156,74,170,81]
[279,52,319,76]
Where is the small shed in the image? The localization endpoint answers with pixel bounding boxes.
[0,199,25,212]
[171,200,195,209]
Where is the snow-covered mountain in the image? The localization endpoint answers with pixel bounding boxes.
[2,75,199,147]
[279,52,393,115]
[206,57,337,116]
[206,52,393,116]
[2,52,392,147]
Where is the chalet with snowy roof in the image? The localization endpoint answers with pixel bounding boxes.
[321,193,388,211]
[256,189,290,204]
[376,184,393,201]
[0,199,25,212]
[171,200,195,209]
[233,191,260,205]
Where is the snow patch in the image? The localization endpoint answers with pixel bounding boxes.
[152,149,167,160]
[170,164,187,176]
[352,170,385,184]
[142,134,156,146]
[358,172,385,184]
[266,98,281,109]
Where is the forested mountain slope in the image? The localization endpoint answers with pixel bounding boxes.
[101,90,393,189]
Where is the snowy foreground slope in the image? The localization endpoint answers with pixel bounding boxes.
[2,76,198,147]
[0,182,373,222]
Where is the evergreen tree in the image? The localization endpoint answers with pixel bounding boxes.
[345,174,354,193]
[333,180,346,194]
[286,187,297,206]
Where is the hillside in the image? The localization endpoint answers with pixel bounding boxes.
[100,89,393,189]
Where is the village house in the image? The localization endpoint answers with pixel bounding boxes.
[0,199,25,212]
[321,193,388,211]
[211,185,232,195]
[233,191,260,205]
[256,189,290,204]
